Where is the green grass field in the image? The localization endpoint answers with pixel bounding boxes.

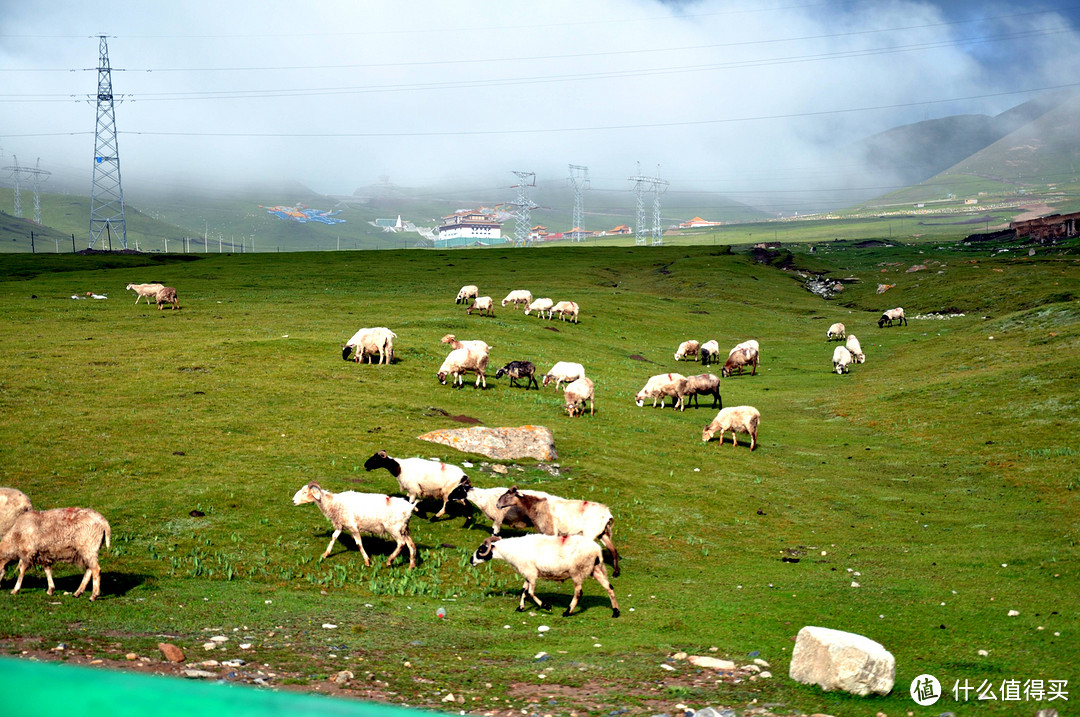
[0,241,1077,716]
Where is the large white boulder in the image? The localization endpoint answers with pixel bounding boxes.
[789,626,895,696]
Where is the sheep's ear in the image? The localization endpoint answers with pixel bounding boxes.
[377,450,387,458]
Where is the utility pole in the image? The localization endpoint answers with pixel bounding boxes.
[568,164,590,242]
[4,155,23,218]
[88,35,127,249]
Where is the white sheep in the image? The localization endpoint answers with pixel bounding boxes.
[471,534,620,617]
[447,480,557,535]
[635,373,688,411]
[467,296,495,317]
[364,450,469,520]
[292,482,417,568]
[702,405,761,451]
[699,339,721,365]
[0,507,111,600]
[343,327,397,364]
[124,282,164,304]
[878,307,908,327]
[125,283,164,305]
[541,361,585,390]
[456,285,479,304]
[0,488,32,540]
[826,322,846,341]
[832,345,853,374]
[729,339,760,357]
[845,334,865,363]
[440,333,492,356]
[551,301,580,323]
[496,486,620,577]
[564,376,595,417]
[674,340,700,361]
[437,347,489,388]
[525,297,554,318]
[501,290,533,308]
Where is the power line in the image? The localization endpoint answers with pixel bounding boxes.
[109,82,1080,138]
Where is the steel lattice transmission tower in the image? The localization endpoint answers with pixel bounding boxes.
[4,155,22,218]
[88,35,127,249]
[628,163,668,245]
[567,164,590,242]
[651,165,669,246]
[509,171,538,247]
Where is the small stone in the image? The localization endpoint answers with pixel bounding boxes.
[851,581,860,588]
[759,671,772,678]
[1008,610,1020,617]
[743,664,761,673]
[977,650,989,656]
[334,670,353,685]
[210,635,228,643]
[672,652,687,660]
[443,693,456,703]
[322,623,338,629]
[753,658,770,667]
[239,643,252,650]
[202,643,217,651]
[125,653,137,661]
[687,655,735,670]
[158,643,185,663]
[200,660,220,667]
[182,669,218,679]
[537,625,550,633]
[492,465,509,475]
[660,664,675,671]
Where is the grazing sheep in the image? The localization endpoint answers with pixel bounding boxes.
[501,290,533,308]
[634,373,688,411]
[683,373,722,409]
[496,486,620,577]
[467,296,495,317]
[292,482,417,568]
[826,322,846,340]
[699,340,721,365]
[125,282,164,305]
[456,285,479,304]
[674,340,700,361]
[525,297,554,318]
[541,361,585,390]
[364,450,470,520]
[440,333,492,356]
[832,345,853,374]
[845,334,866,363]
[447,480,556,535]
[471,534,620,618]
[0,488,32,539]
[721,347,759,378]
[878,307,908,328]
[495,360,539,390]
[437,347,489,388]
[564,377,595,417]
[342,327,397,364]
[701,406,761,451]
[0,507,111,600]
[155,286,180,311]
[551,301,580,323]
[729,339,760,357]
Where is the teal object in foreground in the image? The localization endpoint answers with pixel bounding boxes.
[0,657,418,717]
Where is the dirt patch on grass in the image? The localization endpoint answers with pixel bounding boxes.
[449,415,482,425]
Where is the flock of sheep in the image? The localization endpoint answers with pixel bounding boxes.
[0,275,909,619]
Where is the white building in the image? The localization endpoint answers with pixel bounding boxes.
[436,209,502,247]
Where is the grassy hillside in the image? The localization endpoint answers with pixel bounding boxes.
[0,242,1076,715]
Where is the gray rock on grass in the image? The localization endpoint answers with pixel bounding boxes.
[789,625,895,696]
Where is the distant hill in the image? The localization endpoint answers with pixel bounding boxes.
[855,90,1075,189]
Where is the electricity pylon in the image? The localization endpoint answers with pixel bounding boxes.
[88,35,127,249]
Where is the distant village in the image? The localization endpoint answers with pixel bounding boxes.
[371,208,725,248]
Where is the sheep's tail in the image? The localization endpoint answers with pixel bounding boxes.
[103,520,112,550]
